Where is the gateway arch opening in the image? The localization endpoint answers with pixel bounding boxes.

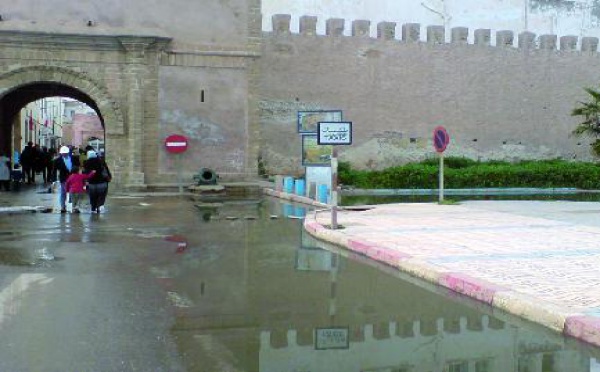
[0,82,106,192]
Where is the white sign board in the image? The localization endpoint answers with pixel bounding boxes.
[315,327,350,350]
[317,122,352,145]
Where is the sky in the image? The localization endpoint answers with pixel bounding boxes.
[261,0,600,41]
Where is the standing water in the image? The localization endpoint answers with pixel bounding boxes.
[0,191,598,371]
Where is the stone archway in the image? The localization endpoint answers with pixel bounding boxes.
[0,65,128,185]
[0,31,171,190]
[0,65,125,135]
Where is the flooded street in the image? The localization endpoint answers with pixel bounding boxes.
[1,190,600,371]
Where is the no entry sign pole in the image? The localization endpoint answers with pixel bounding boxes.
[164,134,189,194]
[433,126,450,203]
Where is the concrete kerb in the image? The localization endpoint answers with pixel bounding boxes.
[565,316,600,347]
[263,188,330,209]
[0,206,51,214]
[492,290,573,334]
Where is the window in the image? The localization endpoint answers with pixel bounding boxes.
[447,361,468,372]
[476,359,492,372]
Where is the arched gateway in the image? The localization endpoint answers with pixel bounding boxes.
[0,31,172,189]
[0,1,263,190]
[0,66,125,154]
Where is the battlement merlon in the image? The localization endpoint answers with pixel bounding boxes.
[267,15,600,52]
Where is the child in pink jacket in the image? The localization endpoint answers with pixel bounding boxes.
[65,166,95,213]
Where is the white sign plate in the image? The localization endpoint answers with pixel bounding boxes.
[317,122,352,145]
[315,327,350,350]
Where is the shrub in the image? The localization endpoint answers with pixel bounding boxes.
[338,159,600,189]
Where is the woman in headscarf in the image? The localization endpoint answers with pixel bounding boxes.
[83,150,111,213]
[0,152,11,191]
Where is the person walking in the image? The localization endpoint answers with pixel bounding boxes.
[20,141,36,184]
[52,146,79,213]
[0,153,11,191]
[38,147,52,184]
[65,166,95,213]
[83,150,111,214]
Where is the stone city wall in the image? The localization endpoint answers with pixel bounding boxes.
[259,15,600,174]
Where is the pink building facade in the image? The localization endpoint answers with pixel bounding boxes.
[62,113,104,149]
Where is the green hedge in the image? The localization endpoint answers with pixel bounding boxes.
[338,158,600,189]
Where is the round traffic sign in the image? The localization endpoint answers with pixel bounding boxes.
[433,126,450,153]
[164,134,188,154]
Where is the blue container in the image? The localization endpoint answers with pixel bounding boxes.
[317,184,329,203]
[294,206,306,218]
[294,179,306,196]
[283,177,294,193]
[282,203,294,217]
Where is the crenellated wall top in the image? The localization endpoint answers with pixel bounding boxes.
[267,14,599,53]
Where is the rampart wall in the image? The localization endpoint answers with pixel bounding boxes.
[260,15,600,174]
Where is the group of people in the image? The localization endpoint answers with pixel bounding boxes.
[54,145,112,214]
[19,142,54,184]
[0,142,112,214]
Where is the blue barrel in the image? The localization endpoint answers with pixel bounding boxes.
[294,179,306,196]
[282,203,294,217]
[317,184,329,203]
[295,206,306,218]
[283,177,294,193]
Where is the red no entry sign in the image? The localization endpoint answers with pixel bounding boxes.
[433,126,450,153]
[165,134,188,154]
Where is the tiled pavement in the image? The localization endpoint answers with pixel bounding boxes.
[301,200,600,347]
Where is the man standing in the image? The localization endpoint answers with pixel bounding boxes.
[53,146,79,213]
[20,141,36,184]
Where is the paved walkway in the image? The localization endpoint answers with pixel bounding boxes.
[301,199,600,347]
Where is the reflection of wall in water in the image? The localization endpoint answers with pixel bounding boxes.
[169,206,591,371]
[259,316,589,372]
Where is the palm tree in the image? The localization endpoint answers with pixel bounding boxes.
[572,87,600,157]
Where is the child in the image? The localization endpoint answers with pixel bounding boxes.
[64,166,95,213]
[11,164,24,191]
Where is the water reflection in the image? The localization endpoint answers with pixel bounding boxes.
[1,194,597,370]
[166,198,600,372]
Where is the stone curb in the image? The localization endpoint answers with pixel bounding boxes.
[302,208,600,347]
[0,206,51,213]
[263,188,330,209]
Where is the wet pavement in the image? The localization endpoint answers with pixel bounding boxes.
[2,185,600,371]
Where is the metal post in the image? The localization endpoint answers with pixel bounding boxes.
[439,152,444,203]
[331,146,338,229]
[176,155,183,194]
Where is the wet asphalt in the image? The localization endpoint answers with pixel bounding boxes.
[0,186,188,371]
[3,185,600,371]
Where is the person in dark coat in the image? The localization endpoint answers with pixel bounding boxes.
[38,146,52,184]
[83,150,111,214]
[20,141,36,184]
[52,146,80,213]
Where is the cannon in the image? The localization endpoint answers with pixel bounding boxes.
[193,168,218,185]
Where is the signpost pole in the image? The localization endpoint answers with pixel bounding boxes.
[317,121,352,230]
[433,126,449,203]
[439,152,444,203]
[331,146,338,230]
[176,154,183,194]
[164,134,189,194]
